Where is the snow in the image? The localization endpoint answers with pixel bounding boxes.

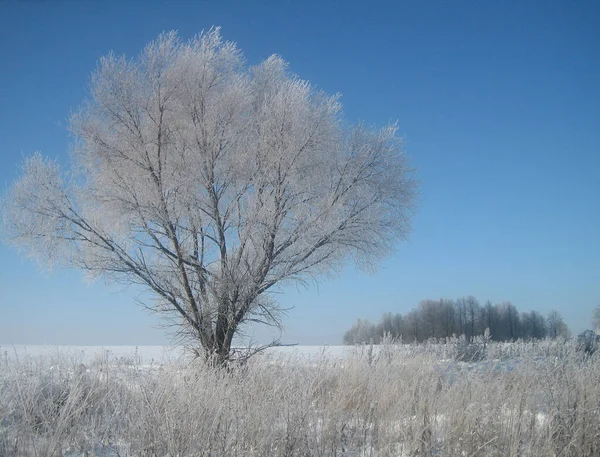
[0,344,185,364]
[0,344,362,363]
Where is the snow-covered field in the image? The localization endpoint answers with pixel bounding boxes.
[0,344,362,366]
[1,344,185,364]
[1,337,566,363]
[1,343,345,358]
[1,341,598,457]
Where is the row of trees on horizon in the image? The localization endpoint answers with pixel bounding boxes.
[344,296,570,344]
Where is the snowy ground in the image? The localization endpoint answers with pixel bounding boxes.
[1,341,597,456]
[0,344,355,364]
[0,344,185,364]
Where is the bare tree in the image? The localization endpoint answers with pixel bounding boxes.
[440,298,456,339]
[1,29,416,364]
[465,296,480,342]
[503,301,520,341]
[378,312,403,340]
[521,310,547,340]
[455,297,467,337]
[343,318,378,345]
[404,310,421,342]
[593,304,600,332]
[418,299,441,340]
[545,309,569,339]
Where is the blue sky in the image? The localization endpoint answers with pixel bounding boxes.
[1,0,598,345]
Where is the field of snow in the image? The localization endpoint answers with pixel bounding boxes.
[0,344,368,366]
[1,344,185,364]
[1,341,598,457]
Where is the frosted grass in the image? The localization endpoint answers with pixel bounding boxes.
[1,340,598,456]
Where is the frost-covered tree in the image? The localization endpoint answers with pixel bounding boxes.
[521,310,547,340]
[343,318,379,345]
[1,29,416,364]
[592,304,600,332]
[545,309,570,339]
[465,296,480,342]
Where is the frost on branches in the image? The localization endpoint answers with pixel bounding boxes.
[1,29,417,364]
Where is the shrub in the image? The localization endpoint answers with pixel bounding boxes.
[577,329,600,356]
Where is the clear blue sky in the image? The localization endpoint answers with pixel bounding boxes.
[1,0,598,345]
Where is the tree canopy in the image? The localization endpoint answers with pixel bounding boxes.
[344,297,570,344]
[1,29,416,364]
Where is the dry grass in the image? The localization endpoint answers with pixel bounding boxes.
[1,341,598,456]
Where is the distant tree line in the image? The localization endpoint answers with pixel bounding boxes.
[343,296,570,344]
